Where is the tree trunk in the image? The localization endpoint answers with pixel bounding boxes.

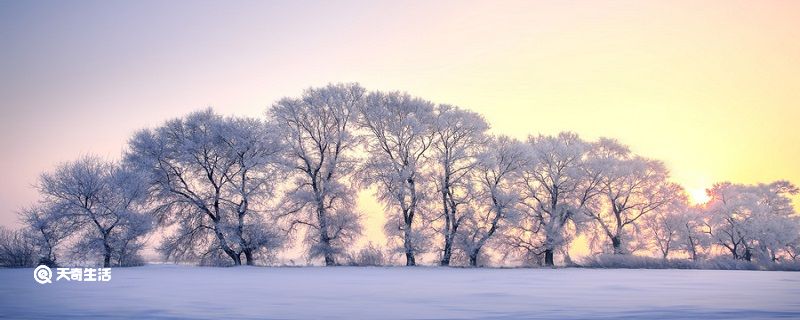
[405,178,419,267]
[102,234,112,267]
[543,228,556,266]
[316,199,336,266]
[743,247,752,262]
[405,251,416,266]
[243,248,254,266]
[469,251,479,267]
[403,235,416,266]
[211,203,241,265]
[226,249,242,265]
[688,236,698,261]
[237,203,252,265]
[319,224,335,266]
[103,247,112,268]
[440,194,452,266]
[440,241,452,266]
[440,170,453,267]
[320,227,335,266]
[214,228,241,265]
[544,249,555,267]
[728,243,739,260]
[324,252,335,266]
[611,236,623,254]
[403,218,416,266]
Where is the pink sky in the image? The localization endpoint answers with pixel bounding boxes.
[1,1,799,237]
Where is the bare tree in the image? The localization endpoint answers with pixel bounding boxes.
[356,91,435,266]
[583,139,680,254]
[788,239,800,262]
[126,109,285,266]
[457,135,526,267]
[35,156,153,267]
[509,132,601,266]
[429,104,489,266]
[19,204,71,266]
[705,181,799,262]
[219,116,288,264]
[675,206,710,261]
[642,193,690,259]
[269,83,365,266]
[0,226,37,267]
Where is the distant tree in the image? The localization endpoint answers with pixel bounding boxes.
[583,139,680,254]
[19,204,71,266]
[429,104,489,266]
[35,156,153,267]
[787,239,800,262]
[457,135,527,267]
[126,110,285,266]
[508,132,601,266]
[704,183,751,261]
[704,181,799,262]
[269,83,365,266]
[356,91,435,266]
[674,206,710,261]
[0,226,37,267]
[642,193,691,259]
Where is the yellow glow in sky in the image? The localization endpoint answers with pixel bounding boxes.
[688,188,711,205]
[1,1,798,246]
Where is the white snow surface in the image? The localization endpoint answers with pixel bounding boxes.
[2,265,799,319]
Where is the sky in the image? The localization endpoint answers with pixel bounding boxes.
[1,1,799,250]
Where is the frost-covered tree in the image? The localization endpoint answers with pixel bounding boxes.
[642,192,692,259]
[357,91,434,266]
[704,181,799,262]
[508,132,601,266]
[269,83,365,266]
[126,110,285,266]
[0,226,37,267]
[787,239,800,262]
[457,135,526,267]
[704,183,751,260]
[673,206,710,261]
[429,104,489,266]
[753,212,799,262]
[584,139,680,254]
[19,204,71,266]
[35,156,153,267]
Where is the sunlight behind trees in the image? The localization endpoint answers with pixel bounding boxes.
[4,83,798,268]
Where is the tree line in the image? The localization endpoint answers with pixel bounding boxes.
[2,83,798,268]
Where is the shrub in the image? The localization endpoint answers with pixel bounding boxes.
[762,261,800,272]
[347,243,386,266]
[0,227,37,268]
[580,254,698,269]
[697,257,759,271]
[578,254,800,271]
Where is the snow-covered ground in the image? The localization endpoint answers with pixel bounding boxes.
[1,265,799,319]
